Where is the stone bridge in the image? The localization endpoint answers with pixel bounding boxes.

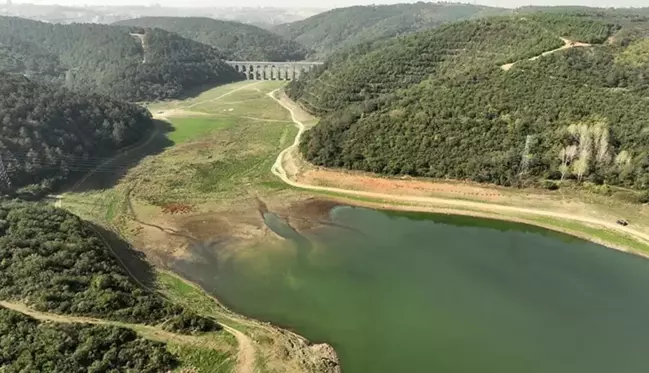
[226,61,323,81]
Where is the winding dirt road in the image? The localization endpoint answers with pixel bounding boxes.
[221,324,257,373]
[268,90,649,253]
[0,301,222,348]
[501,37,591,71]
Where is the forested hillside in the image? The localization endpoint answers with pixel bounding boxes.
[272,2,509,59]
[0,16,241,100]
[298,12,649,195]
[0,74,152,195]
[115,16,309,61]
[287,14,615,115]
[0,306,178,372]
[0,202,219,334]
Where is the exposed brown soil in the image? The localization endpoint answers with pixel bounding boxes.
[300,168,505,202]
[162,203,195,215]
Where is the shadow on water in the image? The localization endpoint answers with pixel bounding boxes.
[373,207,586,244]
[89,222,157,290]
[68,119,175,193]
[263,212,313,260]
[166,237,237,296]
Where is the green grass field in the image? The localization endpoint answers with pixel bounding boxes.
[131,84,296,206]
[166,117,236,144]
[64,81,296,218]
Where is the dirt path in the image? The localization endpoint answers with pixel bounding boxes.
[501,37,591,71]
[221,324,257,373]
[0,301,211,347]
[130,33,147,64]
[269,90,649,253]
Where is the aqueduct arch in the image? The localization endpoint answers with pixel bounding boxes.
[226,61,323,81]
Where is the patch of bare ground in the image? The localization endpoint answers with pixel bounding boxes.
[153,109,212,119]
[275,91,317,125]
[122,193,343,373]
[300,168,506,202]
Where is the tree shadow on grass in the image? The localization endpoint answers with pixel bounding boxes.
[68,120,175,193]
[89,222,158,291]
[166,77,246,101]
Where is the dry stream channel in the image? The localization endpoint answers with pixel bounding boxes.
[169,204,649,373]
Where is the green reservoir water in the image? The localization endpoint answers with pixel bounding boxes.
[173,206,649,373]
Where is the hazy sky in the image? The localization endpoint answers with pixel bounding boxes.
[10,0,649,8]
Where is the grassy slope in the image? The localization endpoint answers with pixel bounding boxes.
[134,82,295,206]
[65,81,296,218]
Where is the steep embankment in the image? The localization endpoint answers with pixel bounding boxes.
[272,2,509,59]
[0,16,241,100]
[116,16,309,61]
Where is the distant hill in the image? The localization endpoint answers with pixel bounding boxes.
[272,2,510,59]
[294,12,649,196]
[0,73,153,195]
[115,16,309,61]
[0,16,241,101]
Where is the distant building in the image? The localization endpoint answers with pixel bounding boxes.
[6,0,11,6]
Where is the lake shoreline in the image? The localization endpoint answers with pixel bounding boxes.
[324,195,649,261]
[271,89,649,262]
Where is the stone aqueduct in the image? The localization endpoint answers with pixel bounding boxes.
[226,61,323,81]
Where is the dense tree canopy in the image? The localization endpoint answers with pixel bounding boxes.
[0,306,178,373]
[287,15,613,115]
[115,17,309,62]
[297,12,649,195]
[272,2,510,59]
[0,16,242,100]
[0,202,220,334]
[0,73,152,195]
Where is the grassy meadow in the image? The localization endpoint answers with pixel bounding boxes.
[63,81,296,222]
